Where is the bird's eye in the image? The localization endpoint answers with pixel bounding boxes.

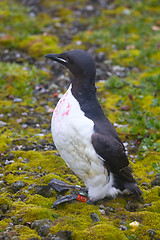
[67,57,73,64]
[67,57,70,62]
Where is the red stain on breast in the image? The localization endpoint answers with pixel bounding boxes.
[53,91,71,120]
[62,103,71,116]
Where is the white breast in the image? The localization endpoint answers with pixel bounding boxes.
[51,85,119,201]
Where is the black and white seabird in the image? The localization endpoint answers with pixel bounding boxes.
[45,49,142,204]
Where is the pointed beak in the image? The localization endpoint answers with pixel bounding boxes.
[45,54,67,64]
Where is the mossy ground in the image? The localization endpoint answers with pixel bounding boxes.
[0,0,160,239]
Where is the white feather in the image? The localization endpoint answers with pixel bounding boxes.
[51,85,119,201]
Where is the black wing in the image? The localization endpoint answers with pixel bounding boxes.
[91,132,136,183]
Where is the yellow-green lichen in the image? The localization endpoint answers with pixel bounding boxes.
[12,201,53,223]
[15,225,40,240]
[73,223,128,240]
[19,35,61,58]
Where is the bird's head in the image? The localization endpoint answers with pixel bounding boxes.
[45,49,96,92]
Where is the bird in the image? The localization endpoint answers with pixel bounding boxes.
[45,49,142,204]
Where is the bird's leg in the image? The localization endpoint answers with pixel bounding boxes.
[52,192,93,208]
[49,178,87,193]
[49,178,92,207]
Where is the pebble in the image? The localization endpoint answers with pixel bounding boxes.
[5,160,15,165]
[85,5,94,11]
[21,158,29,163]
[0,201,10,213]
[33,184,54,198]
[0,121,7,127]
[0,233,12,240]
[125,201,139,212]
[90,212,100,222]
[99,209,105,215]
[21,124,28,129]
[151,176,160,187]
[10,181,26,193]
[48,83,59,91]
[123,142,129,147]
[0,180,4,186]
[146,229,156,237]
[99,205,105,209]
[8,153,16,160]
[31,219,53,237]
[13,98,22,103]
[123,9,131,15]
[120,225,128,231]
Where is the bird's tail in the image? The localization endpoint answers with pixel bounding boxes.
[124,182,142,199]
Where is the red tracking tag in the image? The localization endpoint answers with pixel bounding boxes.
[76,194,87,203]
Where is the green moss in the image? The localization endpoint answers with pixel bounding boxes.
[127,211,160,239]
[0,62,49,98]
[0,133,12,152]
[74,224,128,240]
[20,35,60,58]
[0,0,42,48]
[15,225,40,240]
[12,201,53,223]
[104,76,127,89]
[0,218,11,230]
[26,194,54,209]
[109,49,140,66]
[0,196,12,214]
[132,153,160,183]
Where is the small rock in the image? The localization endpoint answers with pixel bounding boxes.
[48,83,59,91]
[0,233,11,240]
[13,98,22,103]
[22,144,35,150]
[10,181,26,193]
[33,185,53,198]
[120,225,128,231]
[120,105,131,111]
[123,142,128,147]
[7,153,16,160]
[99,209,105,215]
[21,158,29,163]
[0,202,10,213]
[90,212,100,222]
[151,176,160,187]
[123,9,131,15]
[5,160,15,165]
[0,121,7,127]
[85,5,94,11]
[104,206,115,215]
[12,237,20,240]
[146,229,156,238]
[125,201,139,212]
[21,124,28,129]
[99,205,105,209]
[31,219,53,237]
[52,230,72,240]
[19,194,27,201]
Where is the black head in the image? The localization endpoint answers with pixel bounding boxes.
[45,49,96,91]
